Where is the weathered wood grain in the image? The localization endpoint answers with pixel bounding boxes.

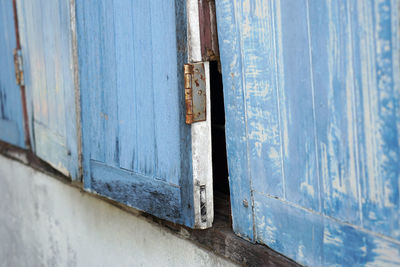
[16,0,79,179]
[216,0,400,265]
[77,0,201,227]
[0,0,25,148]
[215,0,254,241]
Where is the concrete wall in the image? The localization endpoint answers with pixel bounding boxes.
[0,155,236,267]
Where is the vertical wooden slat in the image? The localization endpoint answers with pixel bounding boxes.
[215,0,254,241]
[238,0,285,202]
[309,0,361,224]
[150,0,181,184]
[17,0,79,179]
[132,0,155,176]
[278,0,320,210]
[355,0,400,239]
[0,0,26,148]
[100,0,119,167]
[217,0,400,264]
[77,0,199,227]
[114,0,135,171]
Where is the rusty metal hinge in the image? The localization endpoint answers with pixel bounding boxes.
[13,48,24,86]
[184,63,206,124]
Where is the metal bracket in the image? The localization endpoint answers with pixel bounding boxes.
[13,48,24,86]
[184,62,207,124]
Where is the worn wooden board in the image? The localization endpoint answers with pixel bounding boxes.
[77,0,212,228]
[187,0,214,228]
[16,0,79,179]
[0,0,25,148]
[216,0,400,265]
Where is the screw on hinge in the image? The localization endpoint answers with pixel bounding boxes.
[200,185,207,223]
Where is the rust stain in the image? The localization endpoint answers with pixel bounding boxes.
[12,0,31,149]
[198,0,220,61]
[184,64,194,124]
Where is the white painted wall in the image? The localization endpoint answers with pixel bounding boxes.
[0,155,236,267]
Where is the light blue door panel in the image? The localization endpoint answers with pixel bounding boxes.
[213,0,254,240]
[216,0,400,265]
[0,0,25,148]
[77,0,195,227]
[16,0,79,179]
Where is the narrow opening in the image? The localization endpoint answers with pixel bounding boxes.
[210,61,231,220]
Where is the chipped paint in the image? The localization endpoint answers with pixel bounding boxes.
[16,0,79,179]
[0,0,26,148]
[77,0,212,229]
[216,0,400,265]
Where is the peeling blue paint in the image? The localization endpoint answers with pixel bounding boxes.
[16,0,79,179]
[0,0,25,148]
[216,0,400,265]
[76,0,195,227]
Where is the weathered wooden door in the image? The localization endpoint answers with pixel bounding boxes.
[0,0,26,148]
[216,0,400,266]
[77,0,213,228]
[16,0,79,178]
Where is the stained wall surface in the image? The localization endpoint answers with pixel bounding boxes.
[0,155,235,267]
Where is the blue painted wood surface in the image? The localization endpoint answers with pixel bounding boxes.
[216,0,400,265]
[0,0,25,148]
[76,0,195,227]
[16,0,79,179]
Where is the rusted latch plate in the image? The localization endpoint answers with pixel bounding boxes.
[13,48,24,86]
[184,63,206,124]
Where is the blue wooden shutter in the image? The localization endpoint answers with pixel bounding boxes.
[216,0,400,266]
[0,0,26,148]
[77,0,203,228]
[16,0,79,179]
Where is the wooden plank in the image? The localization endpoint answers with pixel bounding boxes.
[197,0,219,61]
[175,0,196,228]
[77,0,209,228]
[114,0,136,171]
[100,0,119,167]
[90,160,182,223]
[16,0,79,179]
[187,0,214,229]
[0,0,25,148]
[150,0,181,185]
[308,0,361,224]
[215,0,254,240]
[132,0,156,177]
[353,0,400,239]
[238,0,285,201]
[278,0,320,211]
[217,0,400,264]
[0,119,20,147]
[77,0,105,165]
[34,122,72,177]
[254,192,324,266]
[254,192,400,267]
